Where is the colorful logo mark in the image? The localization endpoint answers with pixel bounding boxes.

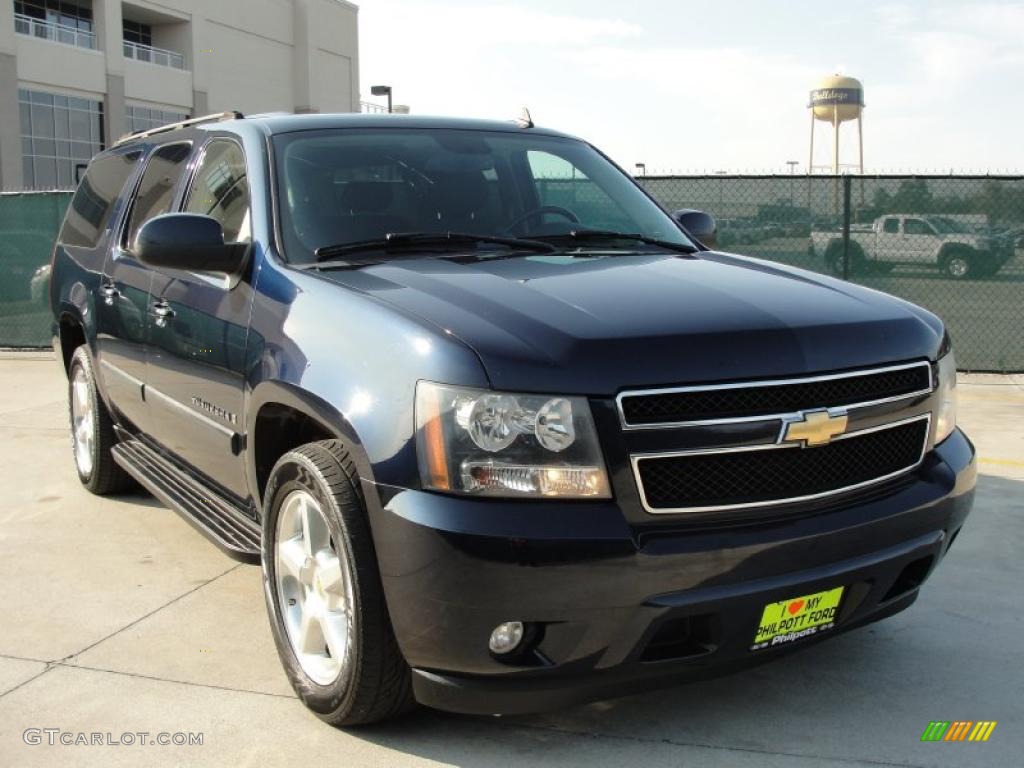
[921,721,997,742]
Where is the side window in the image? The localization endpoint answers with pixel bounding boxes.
[125,142,193,249]
[60,151,141,247]
[904,218,932,236]
[184,140,251,243]
[526,150,631,231]
[882,218,899,234]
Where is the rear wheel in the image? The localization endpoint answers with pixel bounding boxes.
[825,242,864,277]
[68,346,133,494]
[262,440,415,726]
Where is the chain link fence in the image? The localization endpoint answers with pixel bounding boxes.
[640,175,1024,371]
[1,177,1022,370]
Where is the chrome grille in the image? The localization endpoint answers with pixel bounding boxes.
[618,361,932,429]
[632,415,930,514]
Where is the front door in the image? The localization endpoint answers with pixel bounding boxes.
[145,138,254,500]
[97,142,192,431]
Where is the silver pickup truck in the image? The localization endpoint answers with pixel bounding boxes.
[810,214,1016,279]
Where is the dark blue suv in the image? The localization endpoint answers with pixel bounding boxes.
[50,112,974,725]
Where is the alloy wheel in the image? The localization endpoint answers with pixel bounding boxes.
[70,364,95,478]
[274,489,355,685]
[947,257,969,278]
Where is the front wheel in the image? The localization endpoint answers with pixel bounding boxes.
[941,250,974,280]
[261,440,414,726]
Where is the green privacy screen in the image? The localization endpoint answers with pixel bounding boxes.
[0,191,71,347]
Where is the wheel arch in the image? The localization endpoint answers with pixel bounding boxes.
[57,311,87,375]
[247,381,374,509]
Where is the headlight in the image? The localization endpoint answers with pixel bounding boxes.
[934,349,957,444]
[415,381,611,498]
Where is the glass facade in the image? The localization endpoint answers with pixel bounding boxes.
[18,88,104,190]
[125,104,189,135]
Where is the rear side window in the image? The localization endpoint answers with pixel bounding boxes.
[60,152,141,247]
[125,142,193,249]
[882,218,899,234]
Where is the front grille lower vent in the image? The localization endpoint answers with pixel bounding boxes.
[619,362,932,427]
[634,416,929,514]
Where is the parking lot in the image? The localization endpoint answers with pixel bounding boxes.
[0,353,1021,767]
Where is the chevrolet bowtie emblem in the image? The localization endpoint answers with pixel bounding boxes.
[780,409,849,447]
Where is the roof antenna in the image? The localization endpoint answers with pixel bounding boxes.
[514,107,534,129]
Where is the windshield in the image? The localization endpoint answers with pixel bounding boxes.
[272,128,693,263]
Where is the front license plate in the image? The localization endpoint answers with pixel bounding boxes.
[750,586,845,651]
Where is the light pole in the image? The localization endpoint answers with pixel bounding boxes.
[370,84,393,113]
[635,162,646,178]
[786,160,799,205]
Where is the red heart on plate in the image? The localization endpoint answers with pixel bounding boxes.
[788,599,804,615]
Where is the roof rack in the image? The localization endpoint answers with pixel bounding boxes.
[114,111,244,146]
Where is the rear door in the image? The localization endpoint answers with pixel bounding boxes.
[144,137,254,499]
[902,217,939,264]
[97,141,193,432]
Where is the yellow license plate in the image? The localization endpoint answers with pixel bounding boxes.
[750,586,845,651]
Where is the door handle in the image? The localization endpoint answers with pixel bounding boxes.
[151,300,175,324]
[99,283,120,304]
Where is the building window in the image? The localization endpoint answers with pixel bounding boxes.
[122,19,152,46]
[19,88,104,190]
[125,104,189,135]
[13,0,95,49]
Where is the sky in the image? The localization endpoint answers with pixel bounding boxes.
[358,0,1024,173]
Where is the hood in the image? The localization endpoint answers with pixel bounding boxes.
[321,251,943,394]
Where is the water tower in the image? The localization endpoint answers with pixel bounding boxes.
[808,74,864,174]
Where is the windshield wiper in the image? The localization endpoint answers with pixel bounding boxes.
[525,229,698,255]
[314,231,556,263]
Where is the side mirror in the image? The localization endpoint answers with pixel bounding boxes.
[672,209,717,249]
[135,213,247,274]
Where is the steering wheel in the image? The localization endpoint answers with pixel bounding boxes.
[505,205,579,234]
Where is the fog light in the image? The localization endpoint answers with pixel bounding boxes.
[488,621,524,654]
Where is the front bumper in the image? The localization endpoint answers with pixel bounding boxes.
[364,429,975,716]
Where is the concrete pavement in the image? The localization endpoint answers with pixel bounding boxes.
[0,353,1021,767]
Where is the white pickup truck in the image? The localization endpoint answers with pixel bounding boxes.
[809,214,1015,279]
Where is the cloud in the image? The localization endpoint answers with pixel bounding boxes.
[359,1,1024,171]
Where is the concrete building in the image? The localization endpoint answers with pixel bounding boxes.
[0,0,360,189]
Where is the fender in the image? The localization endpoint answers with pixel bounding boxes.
[246,379,372,506]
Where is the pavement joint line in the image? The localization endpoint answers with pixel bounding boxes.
[497,720,929,768]
[0,652,51,664]
[51,661,297,701]
[59,563,243,664]
[0,664,57,700]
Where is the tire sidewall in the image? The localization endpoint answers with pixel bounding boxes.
[261,451,363,716]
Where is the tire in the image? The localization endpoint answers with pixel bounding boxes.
[261,440,414,726]
[68,346,134,495]
[825,242,863,277]
[940,249,974,280]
